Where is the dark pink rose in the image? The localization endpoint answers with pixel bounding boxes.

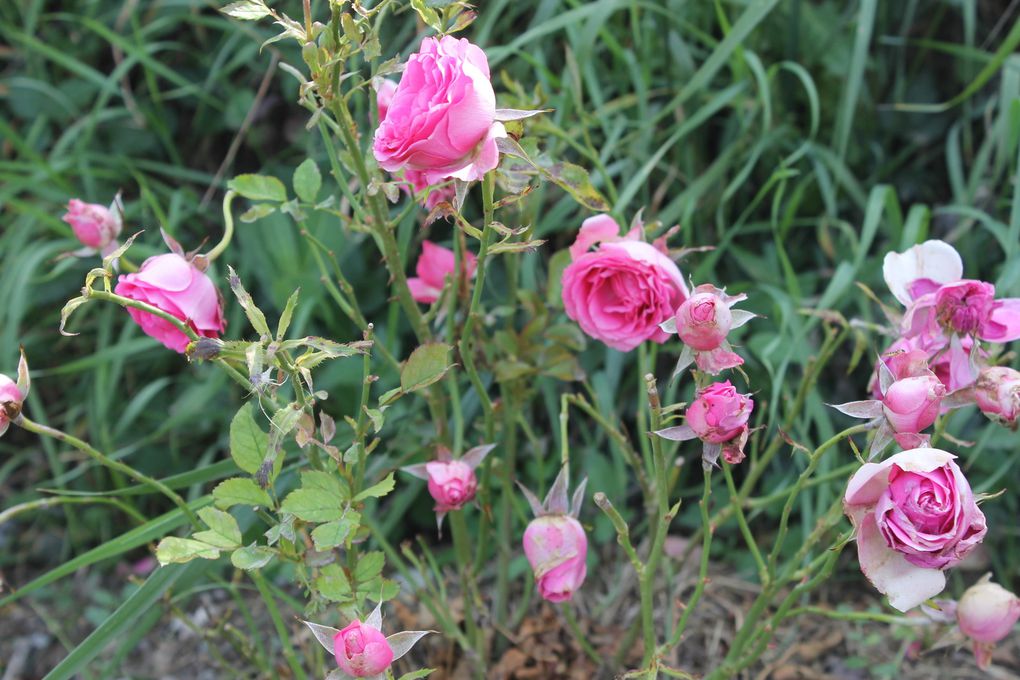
[333,620,394,677]
[407,241,478,304]
[561,215,687,352]
[372,36,506,184]
[114,253,226,353]
[425,460,478,512]
[0,374,23,438]
[685,381,753,444]
[844,448,987,611]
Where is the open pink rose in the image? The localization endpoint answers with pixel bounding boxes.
[0,374,23,438]
[333,620,394,677]
[844,448,987,612]
[655,380,754,466]
[373,36,506,184]
[407,241,478,304]
[561,214,687,352]
[523,515,588,603]
[375,79,456,209]
[969,366,1020,429]
[63,197,122,255]
[114,253,226,353]
[425,460,478,513]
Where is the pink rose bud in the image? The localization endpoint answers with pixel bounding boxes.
[425,460,478,512]
[685,381,754,444]
[562,214,688,352]
[523,515,588,603]
[971,366,1020,428]
[675,290,733,351]
[373,36,507,183]
[63,198,121,250]
[407,241,478,304]
[333,620,394,677]
[844,448,987,612]
[114,253,226,354]
[0,374,23,438]
[958,577,1020,644]
[880,349,946,447]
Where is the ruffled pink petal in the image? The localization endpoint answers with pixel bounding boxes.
[981,298,1020,343]
[853,509,946,612]
[569,215,622,260]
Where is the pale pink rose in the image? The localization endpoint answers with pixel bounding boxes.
[880,350,946,447]
[373,36,507,184]
[407,241,478,304]
[656,380,754,466]
[425,460,478,512]
[844,448,987,612]
[375,79,457,209]
[969,366,1020,429]
[883,240,963,307]
[676,289,733,351]
[562,215,687,352]
[0,374,23,438]
[523,515,587,603]
[63,198,121,251]
[333,620,394,677]
[958,576,1020,670]
[114,253,226,353]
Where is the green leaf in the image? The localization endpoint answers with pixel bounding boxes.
[354,550,385,583]
[410,0,442,31]
[220,0,271,20]
[155,537,220,565]
[227,266,272,336]
[212,477,273,510]
[311,512,360,551]
[316,563,353,602]
[231,544,275,570]
[540,161,609,212]
[277,288,300,341]
[240,203,276,223]
[230,403,268,474]
[400,343,453,393]
[280,488,342,522]
[293,159,322,203]
[301,470,349,501]
[398,669,436,680]
[228,173,287,201]
[354,472,395,502]
[193,507,242,549]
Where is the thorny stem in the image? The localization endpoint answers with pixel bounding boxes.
[16,415,199,528]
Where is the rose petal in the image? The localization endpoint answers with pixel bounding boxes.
[883,240,963,306]
[854,509,947,612]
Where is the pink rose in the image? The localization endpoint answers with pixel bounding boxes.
[561,214,687,352]
[934,280,997,336]
[957,575,1020,670]
[425,460,478,513]
[114,253,226,353]
[523,515,588,603]
[372,36,507,184]
[407,241,478,304]
[655,380,754,466]
[676,289,733,351]
[63,198,121,253]
[0,374,23,438]
[871,335,979,396]
[375,79,457,209]
[333,620,394,677]
[969,366,1020,429]
[844,448,987,611]
[880,350,946,447]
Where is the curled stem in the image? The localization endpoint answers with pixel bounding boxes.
[205,190,237,263]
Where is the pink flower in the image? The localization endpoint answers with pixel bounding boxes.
[372,36,507,184]
[655,380,754,466]
[425,460,477,512]
[561,214,688,352]
[660,283,755,375]
[63,197,122,254]
[844,448,987,612]
[333,620,394,677]
[304,603,431,680]
[523,515,588,603]
[375,79,457,209]
[968,366,1020,429]
[519,465,588,602]
[406,241,478,304]
[114,253,226,353]
[0,373,23,438]
[957,575,1020,669]
[870,335,979,396]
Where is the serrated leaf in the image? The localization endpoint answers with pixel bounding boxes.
[240,204,276,222]
[277,288,300,341]
[212,477,273,509]
[398,670,436,680]
[280,488,342,522]
[311,512,360,551]
[155,537,220,565]
[231,544,275,570]
[227,266,272,336]
[193,507,242,549]
[301,470,349,501]
[316,563,353,602]
[410,0,442,31]
[400,343,453,393]
[354,551,385,583]
[228,173,287,201]
[221,0,271,20]
[354,472,395,502]
[293,159,322,203]
[230,403,268,474]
